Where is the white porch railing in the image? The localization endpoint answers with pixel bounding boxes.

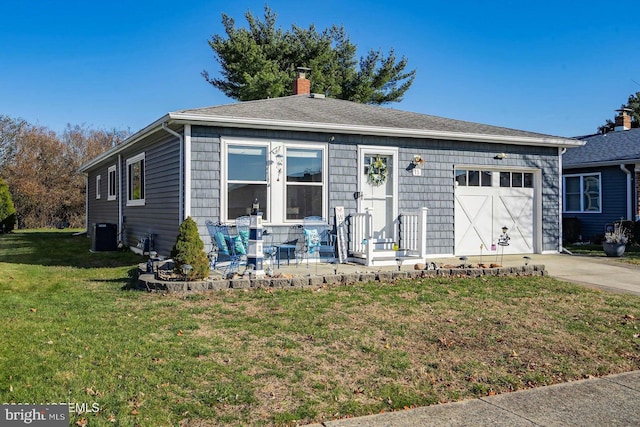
[399,207,428,259]
[349,207,428,266]
[349,207,373,255]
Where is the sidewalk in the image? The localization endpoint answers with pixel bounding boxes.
[298,252,640,426]
[308,371,640,427]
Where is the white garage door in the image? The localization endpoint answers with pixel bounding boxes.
[454,169,536,256]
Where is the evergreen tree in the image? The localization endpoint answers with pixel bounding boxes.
[0,177,17,233]
[202,5,416,105]
[170,217,209,281]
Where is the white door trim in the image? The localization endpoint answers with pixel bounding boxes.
[357,145,399,238]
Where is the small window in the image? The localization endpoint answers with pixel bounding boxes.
[455,170,467,186]
[96,175,101,199]
[481,171,492,187]
[524,173,534,188]
[500,172,510,187]
[126,153,145,206]
[456,170,492,187]
[468,170,480,186]
[108,165,117,201]
[512,172,523,188]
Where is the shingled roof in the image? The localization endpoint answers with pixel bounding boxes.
[173,94,578,145]
[564,128,640,168]
[80,94,581,172]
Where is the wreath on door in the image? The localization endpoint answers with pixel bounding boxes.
[367,156,388,186]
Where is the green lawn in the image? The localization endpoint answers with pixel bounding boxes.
[2,230,640,426]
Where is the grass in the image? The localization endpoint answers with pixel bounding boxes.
[565,243,640,265]
[1,230,640,426]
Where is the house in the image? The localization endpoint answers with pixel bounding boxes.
[79,72,581,264]
[562,108,639,242]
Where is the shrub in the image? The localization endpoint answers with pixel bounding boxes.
[0,178,16,233]
[170,217,209,281]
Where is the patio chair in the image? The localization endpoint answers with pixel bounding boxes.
[299,216,336,267]
[235,215,251,257]
[205,220,245,275]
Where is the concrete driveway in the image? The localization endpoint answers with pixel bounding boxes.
[443,253,640,296]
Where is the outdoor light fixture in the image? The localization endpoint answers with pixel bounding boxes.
[181,264,193,277]
[459,256,468,268]
[246,263,255,278]
[523,256,531,266]
[252,198,260,215]
[396,257,403,271]
[502,226,508,234]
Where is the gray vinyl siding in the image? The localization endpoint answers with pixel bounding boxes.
[121,131,181,255]
[84,129,181,256]
[86,166,119,236]
[563,165,630,241]
[189,125,560,255]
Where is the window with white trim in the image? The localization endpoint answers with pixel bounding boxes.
[95,175,101,199]
[563,173,601,213]
[107,165,117,201]
[455,170,492,186]
[223,139,327,223]
[126,153,145,206]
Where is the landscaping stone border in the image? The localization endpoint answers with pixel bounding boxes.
[137,265,547,293]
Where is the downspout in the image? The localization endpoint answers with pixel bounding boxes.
[85,175,89,232]
[559,148,566,253]
[161,122,185,224]
[620,164,632,221]
[118,154,123,245]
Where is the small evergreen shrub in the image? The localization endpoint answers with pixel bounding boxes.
[0,178,17,233]
[170,217,209,281]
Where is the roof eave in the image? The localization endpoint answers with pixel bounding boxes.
[78,114,171,173]
[563,159,640,169]
[169,113,583,148]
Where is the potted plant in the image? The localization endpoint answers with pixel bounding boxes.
[603,222,629,257]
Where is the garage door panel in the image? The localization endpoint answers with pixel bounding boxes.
[454,194,493,255]
[455,178,535,256]
[495,194,533,254]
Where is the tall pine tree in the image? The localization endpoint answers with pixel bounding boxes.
[202,5,416,105]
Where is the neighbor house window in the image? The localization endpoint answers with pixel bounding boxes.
[563,173,601,213]
[107,165,117,201]
[223,140,326,223]
[126,153,145,206]
[95,175,101,199]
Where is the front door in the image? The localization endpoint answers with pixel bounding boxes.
[358,147,397,240]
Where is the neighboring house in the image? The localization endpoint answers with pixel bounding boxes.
[562,109,640,242]
[79,73,581,264]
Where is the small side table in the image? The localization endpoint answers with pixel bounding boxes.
[274,244,297,268]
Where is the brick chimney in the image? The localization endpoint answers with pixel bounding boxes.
[614,107,632,131]
[292,67,311,95]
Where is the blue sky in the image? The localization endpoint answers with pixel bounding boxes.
[1,0,638,138]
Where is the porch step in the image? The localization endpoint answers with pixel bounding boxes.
[350,250,423,267]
